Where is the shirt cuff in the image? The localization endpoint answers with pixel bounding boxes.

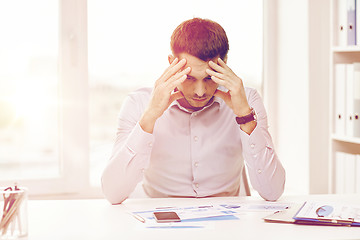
[239,125,268,155]
[126,122,155,155]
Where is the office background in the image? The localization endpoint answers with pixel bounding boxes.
[0,0,352,199]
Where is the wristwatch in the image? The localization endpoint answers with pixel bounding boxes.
[235,108,257,125]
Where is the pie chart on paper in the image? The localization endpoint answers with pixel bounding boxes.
[316,205,334,217]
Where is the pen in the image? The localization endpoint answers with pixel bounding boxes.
[198,205,213,208]
[131,214,146,223]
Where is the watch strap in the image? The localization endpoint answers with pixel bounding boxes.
[235,108,256,125]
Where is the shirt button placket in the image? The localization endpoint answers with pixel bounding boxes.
[190,112,200,195]
[192,133,199,195]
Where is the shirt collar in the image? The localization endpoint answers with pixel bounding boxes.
[170,95,225,113]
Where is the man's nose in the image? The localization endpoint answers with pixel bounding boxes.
[194,81,206,97]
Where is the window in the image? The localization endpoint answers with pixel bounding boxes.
[0,1,60,185]
[0,0,88,196]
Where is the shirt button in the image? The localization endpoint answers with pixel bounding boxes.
[194,162,199,167]
[250,144,255,149]
[141,168,145,173]
[257,169,262,174]
[195,183,199,188]
[194,136,199,142]
[149,142,153,147]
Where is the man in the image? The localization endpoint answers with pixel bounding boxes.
[102,18,285,204]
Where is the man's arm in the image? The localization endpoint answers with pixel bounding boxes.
[101,58,190,204]
[101,92,154,204]
[206,59,285,200]
[239,88,285,201]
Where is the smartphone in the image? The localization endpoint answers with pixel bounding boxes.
[153,211,181,223]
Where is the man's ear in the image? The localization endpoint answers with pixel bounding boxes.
[223,55,228,64]
[168,54,176,64]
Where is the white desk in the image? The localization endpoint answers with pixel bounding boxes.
[27,194,360,240]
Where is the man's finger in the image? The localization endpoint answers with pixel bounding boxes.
[166,74,187,92]
[163,57,179,75]
[210,75,231,90]
[168,66,190,82]
[217,58,230,69]
[169,90,185,104]
[214,89,232,108]
[206,68,224,80]
[156,57,179,85]
[162,58,187,81]
[208,60,225,73]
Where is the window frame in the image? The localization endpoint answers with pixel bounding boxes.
[1,0,93,198]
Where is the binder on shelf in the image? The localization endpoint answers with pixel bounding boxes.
[335,151,345,194]
[335,64,346,136]
[354,63,360,137]
[336,152,358,194]
[347,0,356,46]
[335,63,360,138]
[344,153,356,193]
[346,64,355,137]
[338,0,348,46]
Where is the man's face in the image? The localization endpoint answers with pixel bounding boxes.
[175,53,219,110]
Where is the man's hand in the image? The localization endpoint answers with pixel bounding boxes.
[206,58,251,117]
[206,58,256,134]
[140,58,191,133]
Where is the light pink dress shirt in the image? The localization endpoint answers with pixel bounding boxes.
[102,87,285,204]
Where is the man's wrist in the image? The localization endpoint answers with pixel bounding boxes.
[139,110,158,134]
[239,120,257,135]
[235,107,257,135]
[234,100,252,117]
[236,108,257,125]
[236,107,252,118]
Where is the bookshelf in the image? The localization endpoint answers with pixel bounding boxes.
[332,46,360,52]
[329,0,360,193]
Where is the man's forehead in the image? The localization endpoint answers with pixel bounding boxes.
[177,52,218,62]
[177,53,218,71]
[183,60,208,69]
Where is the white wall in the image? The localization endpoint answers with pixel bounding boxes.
[264,0,330,195]
[308,0,330,194]
[277,0,310,195]
[264,0,330,194]
[264,0,309,195]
